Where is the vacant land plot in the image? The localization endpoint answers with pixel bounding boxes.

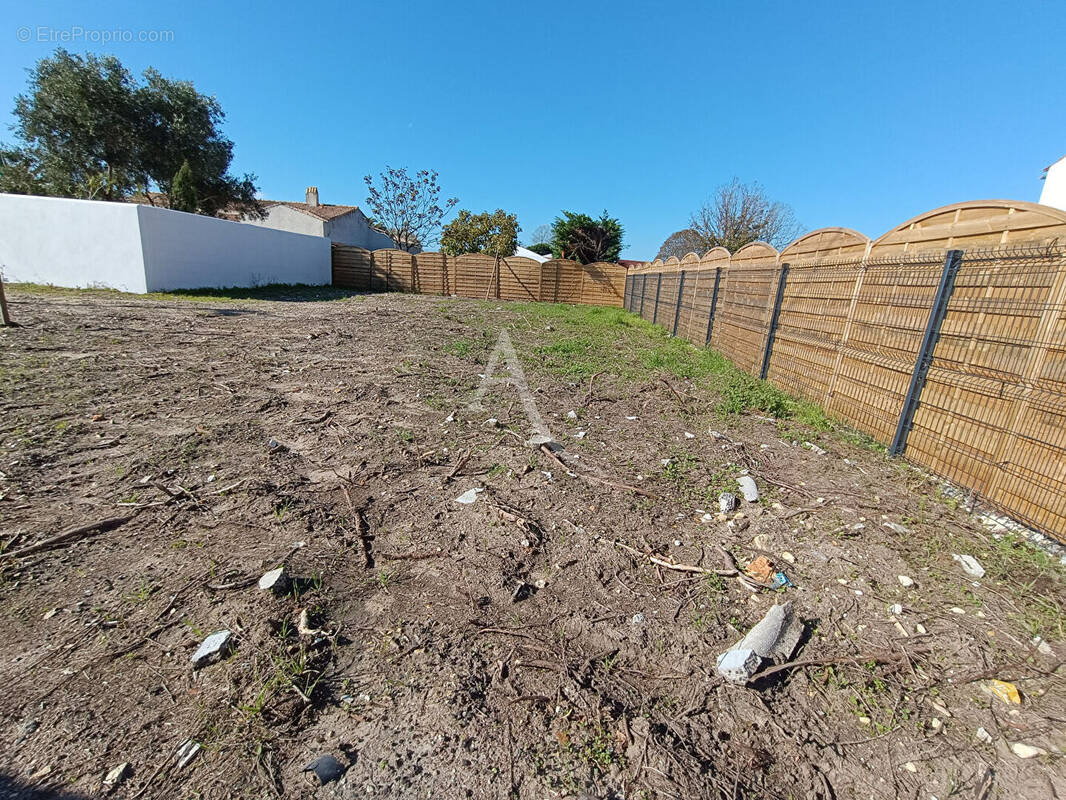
[0,287,1063,800]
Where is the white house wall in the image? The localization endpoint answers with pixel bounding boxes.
[136,205,331,291]
[326,209,398,249]
[0,193,149,292]
[241,204,326,237]
[1040,158,1066,212]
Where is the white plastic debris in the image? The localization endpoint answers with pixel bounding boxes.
[455,488,483,505]
[737,476,759,503]
[804,441,827,456]
[975,727,994,744]
[952,554,986,579]
[567,410,578,420]
[716,602,803,684]
[883,522,911,535]
[176,739,201,768]
[684,432,695,439]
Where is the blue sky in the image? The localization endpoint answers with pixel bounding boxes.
[2,0,1065,258]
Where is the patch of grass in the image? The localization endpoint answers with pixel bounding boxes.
[443,338,476,358]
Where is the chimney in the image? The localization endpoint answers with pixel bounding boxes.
[306,186,319,207]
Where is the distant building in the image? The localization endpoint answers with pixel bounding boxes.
[241,187,399,250]
[515,245,550,263]
[1040,156,1066,211]
[618,259,646,270]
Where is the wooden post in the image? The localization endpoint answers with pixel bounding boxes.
[0,275,10,327]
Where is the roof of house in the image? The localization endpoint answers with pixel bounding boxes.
[262,201,360,222]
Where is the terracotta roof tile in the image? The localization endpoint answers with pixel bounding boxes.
[263,201,360,222]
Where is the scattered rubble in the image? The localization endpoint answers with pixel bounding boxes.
[258,566,290,594]
[190,630,233,669]
[454,487,483,505]
[103,762,130,788]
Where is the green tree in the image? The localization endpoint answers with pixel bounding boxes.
[656,228,708,260]
[550,211,624,263]
[527,242,552,256]
[0,49,261,217]
[441,209,520,257]
[170,159,198,213]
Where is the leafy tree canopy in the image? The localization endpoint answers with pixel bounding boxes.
[170,159,198,213]
[656,228,709,260]
[0,49,260,217]
[364,166,457,252]
[441,209,520,257]
[526,242,552,256]
[550,211,624,264]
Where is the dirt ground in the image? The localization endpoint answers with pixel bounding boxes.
[0,287,1064,800]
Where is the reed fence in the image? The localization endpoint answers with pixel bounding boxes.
[331,246,627,307]
[626,199,1066,543]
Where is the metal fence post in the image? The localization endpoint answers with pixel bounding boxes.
[890,249,964,457]
[624,275,632,311]
[672,271,686,336]
[652,273,663,325]
[759,264,790,380]
[705,267,722,346]
[638,275,647,317]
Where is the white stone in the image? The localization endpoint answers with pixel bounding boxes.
[1010,742,1046,759]
[898,575,915,588]
[952,554,986,579]
[190,630,233,668]
[737,476,759,502]
[455,488,483,505]
[259,567,289,594]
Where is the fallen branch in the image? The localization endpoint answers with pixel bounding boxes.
[584,370,604,407]
[540,445,660,499]
[2,513,139,560]
[750,647,921,682]
[614,540,766,592]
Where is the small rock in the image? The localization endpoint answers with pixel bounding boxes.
[737,476,759,502]
[176,739,200,768]
[684,432,695,439]
[952,554,986,579]
[752,534,770,551]
[566,410,578,420]
[190,630,233,669]
[303,754,347,784]
[631,613,645,625]
[1033,636,1053,655]
[526,433,554,447]
[1010,742,1046,759]
[780,552,795,564]
[949,606,966,615]
[890,603,903,615]
[267,438,288,453]
[455,487,483,505]
[903,762,917,773]
[43,608,59,620]
[511,583,532,603]
[858,716,871,726]
[103,762,130,787]
[718,493,738,514]
[898,575,915,588]
[883,522,910,535]
[258,567,289,595]
[915,623,927,634]
[975,727,994,744]
[804,441,827,456]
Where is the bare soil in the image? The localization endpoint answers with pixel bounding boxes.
[0,288,1063,800]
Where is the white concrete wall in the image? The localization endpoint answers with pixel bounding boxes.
[136,205,331,291]
[0,193,148,292]
[1040,157,1066,212]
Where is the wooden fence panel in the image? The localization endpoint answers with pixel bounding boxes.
[580,262,628,306]
[411,252,450,295]
[711,243,779,374]
[825,254,944,445]
[499,256,542,301]
[453,254,497,298]
[766,259,862,405]
[331,244,373,289]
